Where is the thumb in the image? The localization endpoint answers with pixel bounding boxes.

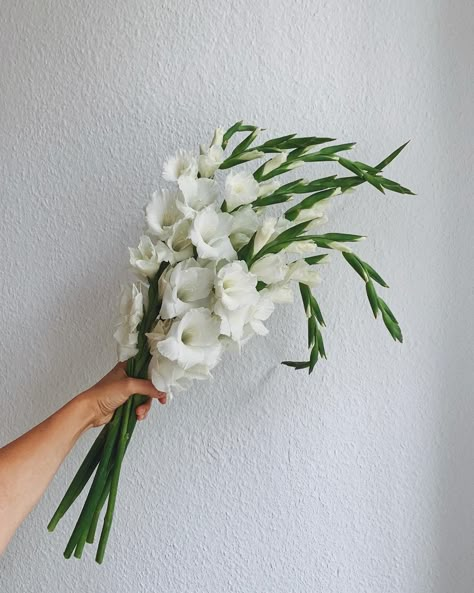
[124,378,166,401]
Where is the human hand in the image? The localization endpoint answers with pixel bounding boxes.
[77,362,166,428]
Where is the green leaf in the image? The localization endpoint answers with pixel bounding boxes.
[260,134,296,147]
[311,295,325,326]
[304,254,328,265]
[342,252,369,281]
[318,142,356,155]
[281,360,310,370]
[309,342,319,373]
[252,193,293,208]
[284,188,336,221]
[278,136,335,149]
[316,331,326,358]
[269,219,313,244]
[230,128,260,157]
[291,176,338,194]
[375,141,410,171]
[365,280,379,318]
[236,233,256,263]
[363,261,389,288]
[222,121,243,149]
[338,157,365,177]
[319,233,365,242]
[299,283,311,317]
[378,176,415,195]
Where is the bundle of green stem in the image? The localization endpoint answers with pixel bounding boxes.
[47,263,166,563]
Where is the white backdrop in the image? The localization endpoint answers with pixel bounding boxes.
[1,1,473,592]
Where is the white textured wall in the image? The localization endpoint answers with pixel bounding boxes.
[1,1,473,591]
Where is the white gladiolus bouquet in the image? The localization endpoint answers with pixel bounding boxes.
[48,122,413,562]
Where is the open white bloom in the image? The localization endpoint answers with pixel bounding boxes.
[229,205,259,251]
[156,308,222,370]
[261,152,287,177]
[148,353,211,396]
[190,207,236,261]
[163,150,198,181]
[257,179,280,198]
[129,235,163,278]
[146,189,183,240]
[214,261,259,311]
[215,288,274,344]
[250,253,288,285]
[286,259,321,287]
[113,283,145,362]
[224,171,259,212]
[156,218,194,264]
[243,292,275,337]
[198,145,225,178]
[160,259,214,319]
[177,176,219,218]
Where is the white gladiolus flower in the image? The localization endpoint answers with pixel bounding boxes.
[286,259,321,287]
[156,218,194,264]
[129,236,163,278]
[244,292,275,337]
[224,171,259,212]
[215,289,274,344]
[229,205,259,251]
[177,176,220,217]
[214,302,250,343]
[148,353,211,396]
[156,308,222,370]
[160,259,214,319]
[198,145,225,178]
[146,189,183,240]
[250,253,288,285]
[163,150,198,181]
[257,179,280,198]
[190,207,236,261]
[261,152,287,177]
[214,261,259,311]
[113,283,145,362]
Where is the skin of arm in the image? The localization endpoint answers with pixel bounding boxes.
[0,363,166,554]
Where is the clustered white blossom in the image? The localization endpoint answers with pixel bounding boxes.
[114,128,327,396]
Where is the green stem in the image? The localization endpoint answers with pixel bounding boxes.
[86,466,113,544]
[95,397,133,563]
[47,426,108,532]
[63,406,123,559]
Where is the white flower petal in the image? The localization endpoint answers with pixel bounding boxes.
[163,150,198,181]
[190,207,236,261]
[146,189,183,240]
[224,171,259,211]
[250,253,288,285]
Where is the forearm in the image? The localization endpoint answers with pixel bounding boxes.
[0,395,94,553]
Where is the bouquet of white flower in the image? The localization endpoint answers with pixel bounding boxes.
[47,122,413,563]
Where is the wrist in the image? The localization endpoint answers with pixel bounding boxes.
[69,393,99,433]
